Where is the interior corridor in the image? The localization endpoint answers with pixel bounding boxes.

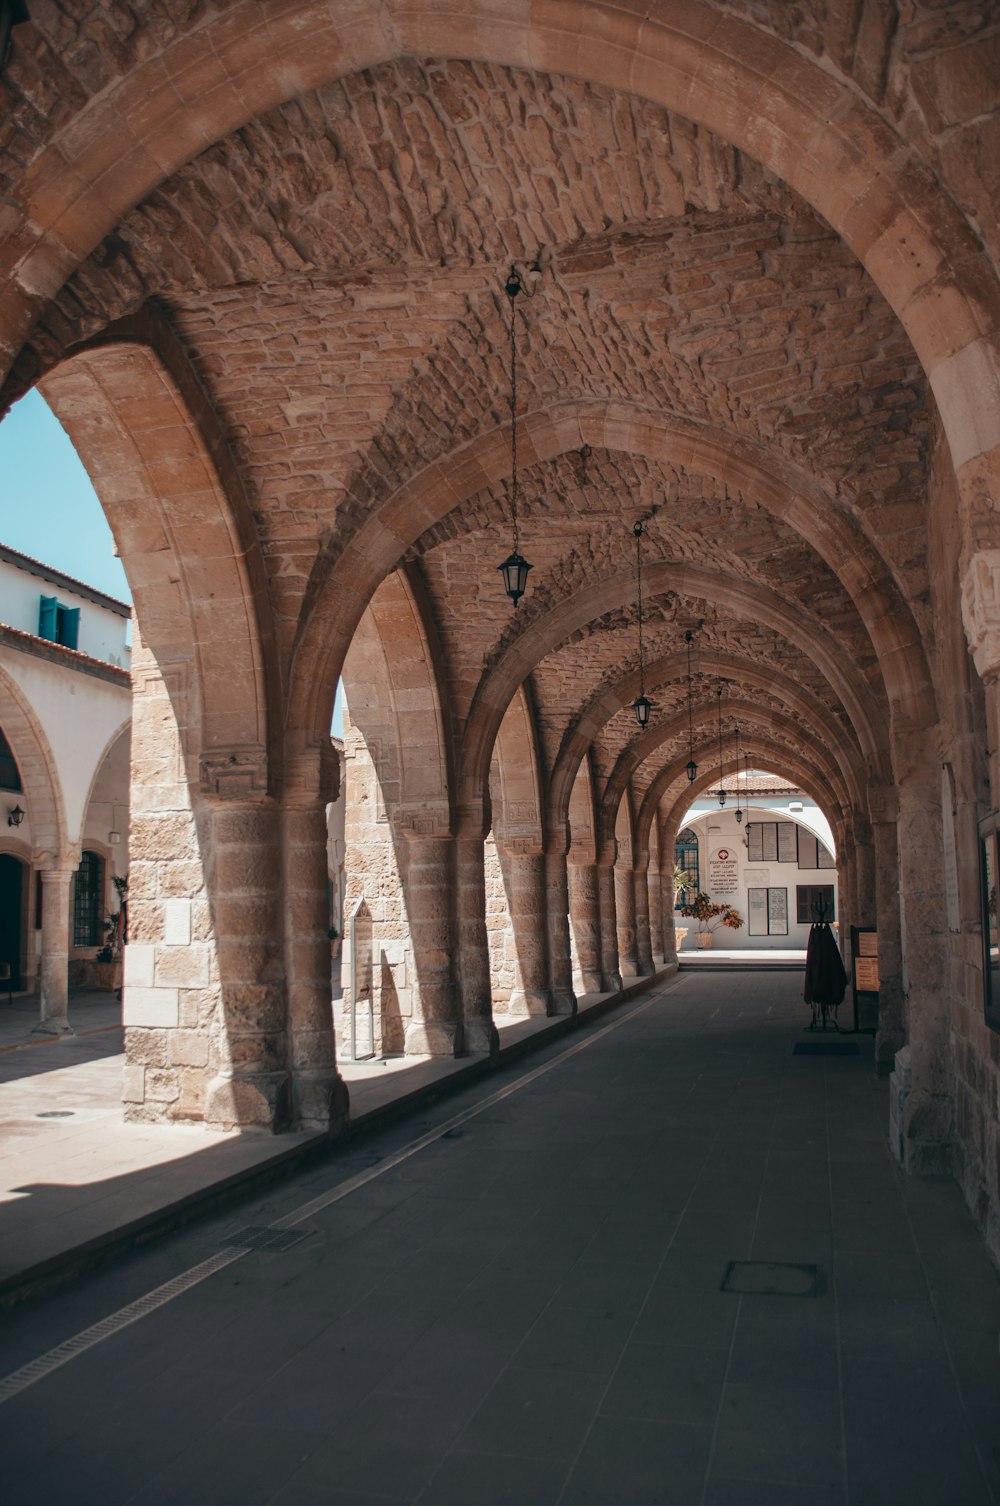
[1,970,998,1506]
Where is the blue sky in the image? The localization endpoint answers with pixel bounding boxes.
[0,390,344,734]
[0,389,130,600]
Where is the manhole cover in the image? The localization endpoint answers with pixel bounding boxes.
[793,1041,859,1056]
[721,1261,822,1297]
[36,1110,75,1119]
[221,1226,312,1253]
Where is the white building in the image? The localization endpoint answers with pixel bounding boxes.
[675,773,838,951]
[0,543,131,1027]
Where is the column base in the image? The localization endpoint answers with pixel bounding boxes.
[548,988,577,1017]
[508,987,550,1017]
[33,1020,73,1037]
[204,1071,292,1132]
[463,1018,500,1058]
[292,1069,350,1134]
[404,1019,462,1056]
[903,1088,955,1176]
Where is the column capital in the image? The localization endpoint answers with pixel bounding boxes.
[282,740,340,807]
[200,743,269,800]
[962,550,1000,682]
[868,783,899,824]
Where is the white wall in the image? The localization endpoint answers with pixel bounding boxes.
[676,805,838,951]
[0,556,131,667]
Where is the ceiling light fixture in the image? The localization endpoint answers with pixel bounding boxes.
[716,685,727,806]
[685,630,698,783]
[497,266,534,607]
[734,722,744,825]
[632,521,651,728]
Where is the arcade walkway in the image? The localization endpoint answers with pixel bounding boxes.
[1,971,999,1505]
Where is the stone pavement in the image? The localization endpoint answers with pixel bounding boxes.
[1,968,998,1505]
[0,974,671,1302]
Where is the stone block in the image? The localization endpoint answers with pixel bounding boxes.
[170,1029,210,1068]
[155,943,210,988]
[125,986,179,1028]
[122,1063,146,1103]
[125,943,155,988]
[164,898,192,946]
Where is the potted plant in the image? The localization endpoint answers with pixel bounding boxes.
[672,864,694,950]
[328,925,341,960]
[679,891,745,949]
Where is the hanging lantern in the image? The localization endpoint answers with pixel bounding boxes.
[497,550,532,605]
[684,629,698,782]
[734,720,744,824]
[632,521,652,728]
[716,684,727,805]
[497,267,533,606]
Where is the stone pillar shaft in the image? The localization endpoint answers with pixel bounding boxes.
[648,864,663,965]
[281,799,348,1131]
[455,835,496,1056]
[634,862,654,975]
[38,866,74,1033]
[403,834,460,1055]
[568,860,604,994]
[598,862,622,992]
[614,863,639,977]
[659,868,677,959]
[873,818,905,1076]
[545,850,576,1016]
[503,851,549,1015]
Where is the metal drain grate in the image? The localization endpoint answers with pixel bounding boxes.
[721,1261,823,1297]
[221,1226,312,1253]
[793,1041,859,1056]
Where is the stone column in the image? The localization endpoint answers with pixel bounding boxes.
[614,861,639,977]
[403,832,461,1055]
[567,860,604,994]
[648,862,663,965]
[504,849,550,1015]
[895,763,952,1173]
[659,865,678,959]
[545,846,576,1016]
[203,792,291,1131]
[36,864,75,1034]
[871,804,905,1076]
[597,852,622,991]
[634,857,654,975]
[281,746,349,1132]
[455,833,497,1056]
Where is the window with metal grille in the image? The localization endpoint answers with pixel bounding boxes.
[674,828,699,907]
[0,728,21,792]
[796,884,835,924]
[73,850,104,947]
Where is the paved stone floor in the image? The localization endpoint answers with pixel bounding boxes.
[1,970,999,1505]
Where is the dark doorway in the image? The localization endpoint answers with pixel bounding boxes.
[0,853,24,990]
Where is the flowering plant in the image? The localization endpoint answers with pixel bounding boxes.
[679,891,744,935]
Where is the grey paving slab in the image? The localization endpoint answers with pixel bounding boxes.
[0,970,998,1506]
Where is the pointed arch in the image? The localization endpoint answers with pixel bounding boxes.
[0,662,65,861]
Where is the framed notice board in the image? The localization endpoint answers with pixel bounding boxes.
[850,926,879,1034]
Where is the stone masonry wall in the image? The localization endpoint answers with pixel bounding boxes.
[123,635,221,1124]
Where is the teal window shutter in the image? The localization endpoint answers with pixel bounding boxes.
[38,596,57,640]
[61,607,80,650]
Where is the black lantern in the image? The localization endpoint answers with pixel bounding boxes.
[716,685,727,805]
[497,550,532,606]
[734,720,744,824]
[7,803,24,827]
[497,267,534,606]
[685,629,698,783]
[632,521,653,728]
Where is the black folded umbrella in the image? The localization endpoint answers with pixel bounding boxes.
[804,921,847,1008]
